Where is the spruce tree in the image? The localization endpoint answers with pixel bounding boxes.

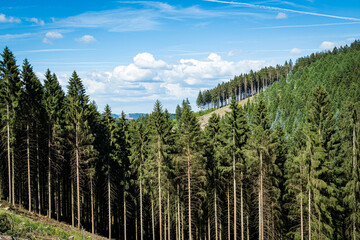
[65,71,94,228]
[224,93,249,240]
[0,47,21,205]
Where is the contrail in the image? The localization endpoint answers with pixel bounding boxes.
[205,0,360,21]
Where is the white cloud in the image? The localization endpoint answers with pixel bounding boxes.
[133,52,167,69]
[227,50,235,57]
[76,35,96,43]
[45,31,63,39]
[275,12,287,19]
[290,48,302,55]
[73,52,266,110]
[42,38,52,44]
[0,13,21,23]
[26,17,45,25]
[319,41,335,50]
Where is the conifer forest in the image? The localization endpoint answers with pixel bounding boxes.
[0,40,360,240]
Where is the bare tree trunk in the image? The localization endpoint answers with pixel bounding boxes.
[124,192,127,240]
[208,215,210,240]
[178,186,181,240]
[152,198,155,240]
[247,215,249,240]
[241,172,244,240]
[215,189,218,240]
[37,133,41,214]
[308,189,311,240]
[168,190,170,240]
[227,185,230,240]
[56,176,59,221]
[259,151,263,240]
[158,138,163,240]
[76,124,80,228]
[301,188,304,240]
[136,208,138,240]
[91,177,94,234]
[140,177,143,240]
[251,78,254,96]
[71,180,74,227]
[187,145,192,240]
[244,77,247,99]
[27,123,31,212]
[353,124,357,240]
[48,123,51,218]
[7,105,11,205]
[181,203,184,240]
[12,148,14,204]
[108,170,111,239]
[233,139,237,240]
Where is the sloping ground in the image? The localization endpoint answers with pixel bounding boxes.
[0,201,106,240]
[198,95,254,129]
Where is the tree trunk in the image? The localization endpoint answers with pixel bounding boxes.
[215,189,218,240]
[91,177,94,234]
[301,188,304,240]
[241,172,244,240]
[140,177,143,240]
[308,189,311,240]
[167,189,170,240]
[152,197,155,240]
[12,148,14,204]
[108,170,111,239]
[124,192,127,240]
[27,123,31,212]
[76,123,80,228]
[158,138,163,240]
[244,77,247,99]
[251,78,254,96]
[7,104,11,205]
[353,123,357,240]
[227,185,230,240]
[187,145,192,240]
[178,186,181,240]
[71,180,74,227]
[233,134,237,240]
[247,215,249,240]
[37,132,41,214]
[259,151,263,240]
[48,123,51,218]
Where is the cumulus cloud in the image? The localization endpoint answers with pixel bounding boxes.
[76,35,96,43]
[275,12,287,19]
[74,52,267,108]
[290,48,302,55]
[319,41,335,50]
[0,13,21,23]
[46,31,63,39]
[134,52,167,69]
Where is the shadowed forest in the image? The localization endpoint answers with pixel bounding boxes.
[0,40,360,240]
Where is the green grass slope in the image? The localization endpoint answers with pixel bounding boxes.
[0,201,106,240]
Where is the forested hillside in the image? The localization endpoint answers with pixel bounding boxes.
[0,40,359,240]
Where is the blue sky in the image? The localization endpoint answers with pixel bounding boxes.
[1,0,359,114]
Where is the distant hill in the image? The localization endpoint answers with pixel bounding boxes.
[112,113,176,120]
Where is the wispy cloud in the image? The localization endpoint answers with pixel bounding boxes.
[53,2,263,32]
[205,0,360,21]
[253,21,360,29]
[0,33,33,40]
[25,17,45,25]
[75,35,96,43]
[0,13,21,23]
[18,48,95,53]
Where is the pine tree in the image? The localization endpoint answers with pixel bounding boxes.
[224,94,249,240]
[44,69,65,218]
[305,86,337,239]
[65,71,94,228]
[179,101,204,240]
[20,59,44,212]
[340,101,360,239]
[149,100,172,240]
[0,47,21,205]
[197,91,204,110]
